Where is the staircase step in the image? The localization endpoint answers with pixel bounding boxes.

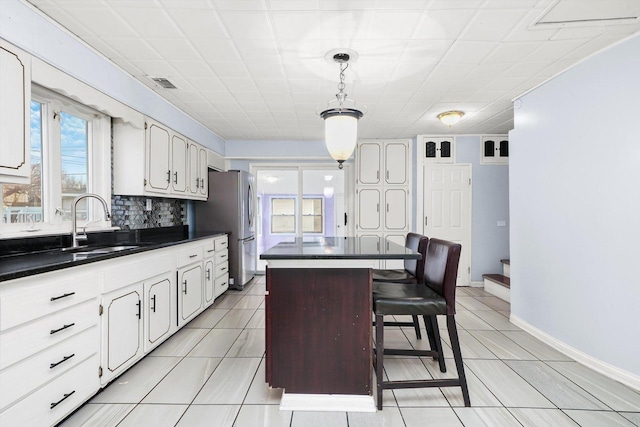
[500,259,510,278]
[500,259,510,265]
[482,274,510,302]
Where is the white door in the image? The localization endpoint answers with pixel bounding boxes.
[423,164,471,286]
[357,142,381,185]
[384,142,408,185]
[187,143,199,195]
[146,277,171,347]
[106,289,141,374]
[357,188,381,231]
[179,264,202,324]
[204,259,214,304]
[171,135,187,193]
[146,123,170,192]
[384,188,408,230]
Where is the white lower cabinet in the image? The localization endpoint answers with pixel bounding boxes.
[144,274,173,353]
[178,264,203,326]
[0,233,228,426]
[101,284,143,385]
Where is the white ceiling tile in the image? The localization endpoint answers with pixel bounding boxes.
[483,42,544,64]
[234,38,281,62]
[500,61,553,79]
[213,0,267,11]
[159,0,212,9]
[128,59,180,78]
[146,38,200,61]
[402,39,453,61]
[525,39,588,61]
[504,10,559,42]
[168,60,216,78]
[366,11,423,40]
[413,9,477,40]
[268,0,321,11]
[113,7,183,38]
[271,11,322,39]
[222,79,260,93]
[320,10,372,40]
[441,41,499,64]
[167,9,228,39]
[201,91,236,103]
[101,37,162,60]
[428,63,475,80]
[427,0,484,10]
[550,26,606,40]
[536,0,640,24]
[461,9,529,41]
[245,61,286,79]
[207,61,251,79]
[191,39,240,61]
[64,7,135,37]
[218,11,275,39]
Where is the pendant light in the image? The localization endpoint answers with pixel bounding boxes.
[320,53,364,169]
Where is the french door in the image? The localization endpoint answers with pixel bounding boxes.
[253,165,348,272]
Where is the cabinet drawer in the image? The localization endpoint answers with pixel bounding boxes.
[214,249,228,265]
[215,274,229,298]
[0,271,98,331]
[214,261,229,278]
[214,236,228,251]
[177,245,204,267]
[0,300,98,370]
[0,326,98,411]
[0,355,99,427]
[203,240,215,257]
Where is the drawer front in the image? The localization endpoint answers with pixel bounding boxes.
[214,261,229,278]
[0,326,98,411]
[0,300,98,370]
[0,272,98,331]
[0,355,100,427]
[203,240,215,257]
[215,273,229,298]
[177,245,204,268]
[214,236,228,251]
[214,249,228,265]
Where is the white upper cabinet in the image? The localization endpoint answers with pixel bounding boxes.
[481,135,509,165]
[419,135,455,164]
[199,147,208,196]
[357,140,409,186]
[0,40,31,184]
[113,117,208,200]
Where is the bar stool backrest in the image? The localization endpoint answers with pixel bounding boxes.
[423,238,462,315]
[404,233,429,281]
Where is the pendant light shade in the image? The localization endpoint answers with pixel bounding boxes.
[321,108,363,168]
[320,52,365,169]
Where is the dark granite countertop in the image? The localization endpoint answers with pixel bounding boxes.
[0,226,227,282]
[260,237,420,260]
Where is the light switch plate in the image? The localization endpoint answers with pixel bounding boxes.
[497,220,507,227]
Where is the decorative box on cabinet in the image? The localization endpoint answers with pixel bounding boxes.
[0,39,31,184]
[113,117,207,200]
[481,135,509,165]
[418,135,455,164]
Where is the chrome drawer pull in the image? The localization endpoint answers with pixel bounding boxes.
[207,249,214,253]
[189,254,198,258]
[50,353,75,369]
[50,323,75,335]
[50,292,75,302]
[50,390,75,409]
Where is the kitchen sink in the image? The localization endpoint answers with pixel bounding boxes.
[62,244,141,258]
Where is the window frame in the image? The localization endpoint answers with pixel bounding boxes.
[0,85,112,237]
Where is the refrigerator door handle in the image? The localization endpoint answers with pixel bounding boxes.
[243,235,255,242]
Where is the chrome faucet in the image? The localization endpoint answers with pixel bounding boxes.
[71,193,111,248]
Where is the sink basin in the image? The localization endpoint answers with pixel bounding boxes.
[66,245,140,258]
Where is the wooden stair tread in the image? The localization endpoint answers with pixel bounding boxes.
[500,259,510,265]
[482,274,510,288]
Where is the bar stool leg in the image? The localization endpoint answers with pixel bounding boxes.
[411,315,422,339]
[375,313,385,410]
[447,315,470,407]
[425,315,446,373]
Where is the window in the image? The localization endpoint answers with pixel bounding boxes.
[270,197,323,234]
[1,86,111,235]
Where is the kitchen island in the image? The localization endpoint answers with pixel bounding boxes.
[261,237,420,412]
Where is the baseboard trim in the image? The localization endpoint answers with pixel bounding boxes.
[484,279,510,302]
[280,392,376,412]
[510,314,640,392]
[469,281,484,288]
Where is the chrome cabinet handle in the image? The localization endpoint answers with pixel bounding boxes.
[166,170,171,183]
[189,254,198,258]
[206,269,211,280]
[183,280,188,294]
[195,178,200,188]
[136,300,141,319]
[151,295,156,313]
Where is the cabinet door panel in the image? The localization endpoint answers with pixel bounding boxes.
[357,142,381,184]
[357,188,381,231]
[147,278,171,344]
[106,290,141,373]
[179,265,202,321]
[147,124,170,191]
[384,188,408,230]
[199,147,208,196]
[204,259,214,305]
[384,142,408,185]
[172,135,187,192]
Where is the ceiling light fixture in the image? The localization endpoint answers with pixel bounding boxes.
[320,53,365,169]
[437,110,465,127]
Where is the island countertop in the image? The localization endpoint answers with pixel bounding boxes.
[260,237,421,260]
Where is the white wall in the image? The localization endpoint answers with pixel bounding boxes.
[510,34,640,381]
[0,0,225,154]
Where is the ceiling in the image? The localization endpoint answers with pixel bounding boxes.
[26,0,640,141]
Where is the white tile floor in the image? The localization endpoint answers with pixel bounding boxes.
[59,276,640,427]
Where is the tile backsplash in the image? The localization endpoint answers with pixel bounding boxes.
[111,195,185,230]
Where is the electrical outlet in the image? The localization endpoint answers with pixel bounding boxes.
[145,198,152,211]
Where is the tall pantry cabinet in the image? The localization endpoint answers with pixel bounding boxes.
[355,140,411,269]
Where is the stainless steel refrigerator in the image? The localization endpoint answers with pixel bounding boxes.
[194,170,256,290]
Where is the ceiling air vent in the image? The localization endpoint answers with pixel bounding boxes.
[534,0,640,28]
[150,77,177,89]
